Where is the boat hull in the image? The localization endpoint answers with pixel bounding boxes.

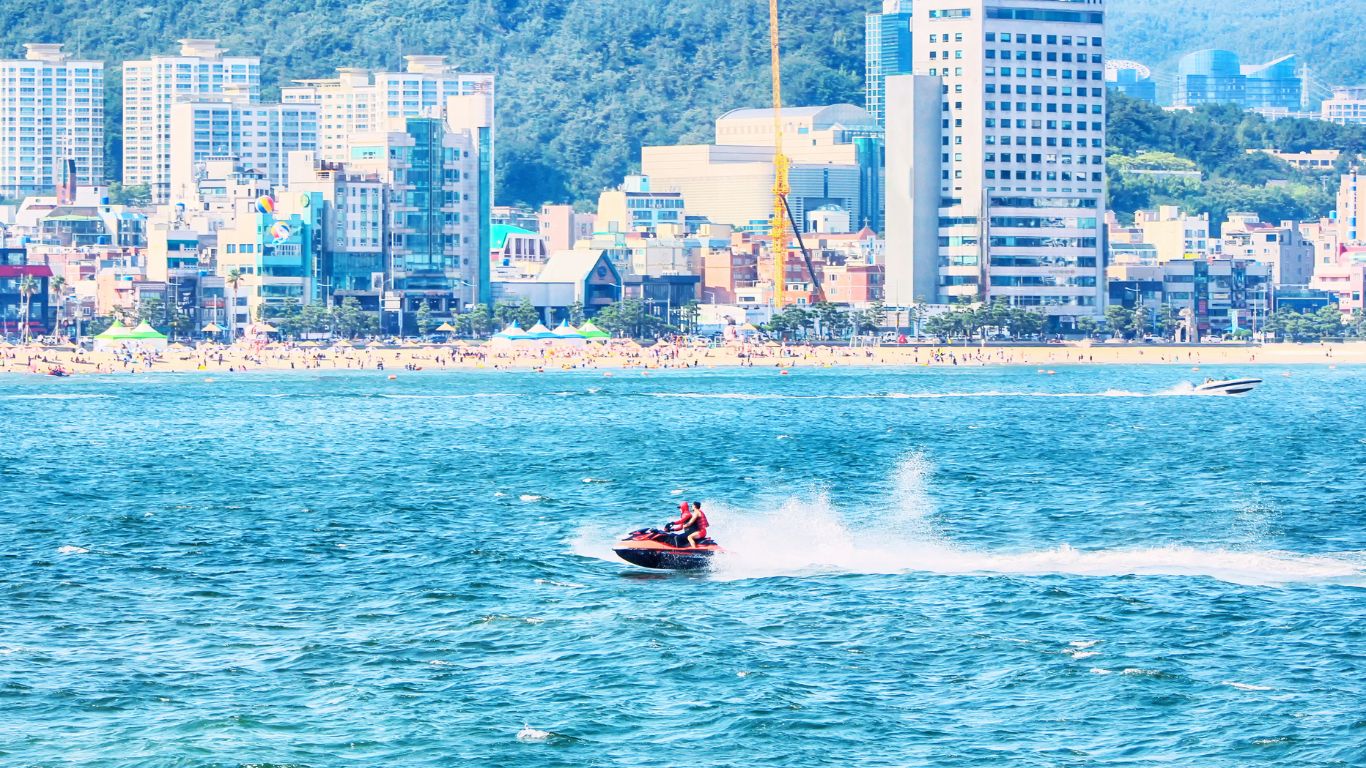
[613,538,720,570]
[1195,378,1262,395]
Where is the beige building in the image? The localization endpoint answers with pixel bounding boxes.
[1250,148,1341,171]
[1219,213,1314,287]
[1135,206,1210,262]
[641,104,877,233]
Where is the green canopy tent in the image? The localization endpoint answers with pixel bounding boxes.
[578,321,610,341]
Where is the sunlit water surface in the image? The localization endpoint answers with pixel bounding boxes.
[2,364,1364,767]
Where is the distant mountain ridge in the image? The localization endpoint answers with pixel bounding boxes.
[0,0,1359,206]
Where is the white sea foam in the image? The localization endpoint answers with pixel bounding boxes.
[575,454,1366,588]
[57,545,89,555]
[1,393,112,400]
[1221,680,1273,691]
[519,494,544,503]
[516,724,553,743]
[1089,668,1112,675]
[646,388,1201,401]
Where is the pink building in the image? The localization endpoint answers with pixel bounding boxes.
[1310,244,1366,314]
[823,263,884,304]
[537,204,594,253]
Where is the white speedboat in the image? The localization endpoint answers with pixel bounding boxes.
[1194,377,1262,395]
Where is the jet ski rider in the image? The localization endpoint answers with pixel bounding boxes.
[666,501,709,548]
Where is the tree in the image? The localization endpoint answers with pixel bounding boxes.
[923,312,953,341]
[1348,308,1366,338]
[17,275,39,343]
[515,297,540,329]
[1156,305,1179,340]
[1131,305,1152,339]
[138,296,166,331]
[1008,306,1045,339]
[331,296,368,339]
[225,268,244,340]
[568,300,586,327]
[492,300,517,327]
[105,182,151,207]
[1104,305,1135,339]
[465,304,493,338]
[49,275,67,337]
[1075,316,1099,339]
[416,300,435,337]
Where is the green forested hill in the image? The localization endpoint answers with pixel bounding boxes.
[0,0,1360,206]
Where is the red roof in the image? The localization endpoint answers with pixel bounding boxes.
[0,265,53,278]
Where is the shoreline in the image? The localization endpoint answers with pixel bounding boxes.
[1,340,1362,377]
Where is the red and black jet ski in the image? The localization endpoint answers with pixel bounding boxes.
[613,528,723,571]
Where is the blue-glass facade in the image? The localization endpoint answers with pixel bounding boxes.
[1174,50,1301,111]
[864,7,913,125]
[1106,68,1157,104]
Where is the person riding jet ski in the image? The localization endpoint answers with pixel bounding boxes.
[664,501,709,548]
[613,500,721,570]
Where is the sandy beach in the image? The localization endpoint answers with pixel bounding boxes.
[1,339,1362,376]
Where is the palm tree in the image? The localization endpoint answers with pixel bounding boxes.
[17,275,39,344]
[225,268,243,340]
[50,276,67,338]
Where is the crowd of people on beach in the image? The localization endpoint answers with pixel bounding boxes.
[0,336,1357,377]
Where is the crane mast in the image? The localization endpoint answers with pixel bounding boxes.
[768,0,788,310]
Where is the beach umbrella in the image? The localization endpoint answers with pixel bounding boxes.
[435,322,458,333]
[201,322,223,333]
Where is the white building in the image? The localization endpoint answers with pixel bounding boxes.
[123,40,261,202]
[283,56,494,167]
[885,0,1107,326]
[0,44,104,197]
[168,94,318,204]
[1322,86,1366,126]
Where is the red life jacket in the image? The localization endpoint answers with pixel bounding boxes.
[691,509,709,538]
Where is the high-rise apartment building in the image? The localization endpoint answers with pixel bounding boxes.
[885,0,1107,326]
[283,56,494,167]
[168,93,318,204]
[0,44,104,197]
[123,39,261,202]
[865,0,914,125]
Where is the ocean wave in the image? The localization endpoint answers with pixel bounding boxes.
[578,454,1365,588]
[646,388,1198,401]
[0,393,113,400]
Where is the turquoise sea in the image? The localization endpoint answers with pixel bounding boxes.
[2,365,1364,767]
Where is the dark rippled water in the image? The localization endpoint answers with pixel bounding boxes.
[2,365,1364,767]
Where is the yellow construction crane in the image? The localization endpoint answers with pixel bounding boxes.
[768,0,788,310]
[767,0,824,309]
